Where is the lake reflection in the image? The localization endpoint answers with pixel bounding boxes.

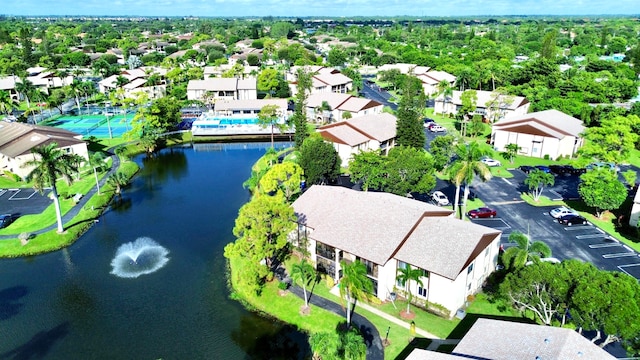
[0,142,309,359]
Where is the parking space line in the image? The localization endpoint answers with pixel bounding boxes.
[564,226,593,231]
[576,234,607,239]
[603,253,637,259]
[8,189,37,200]
[619,263,640,269]
[589,243,623,249]
[0,189,6,197]
[501,178,512,185]
[549,190,563,200]
[623,245,634,252]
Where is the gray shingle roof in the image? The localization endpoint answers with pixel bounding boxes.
[0,121,84,158]
[318,113,397,146]
[453,318,616,360]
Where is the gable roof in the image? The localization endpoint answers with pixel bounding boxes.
[0,121,84,158]
[187,78,257,92]
[493,109,585,139]
[378,63,431,76]
[307,93,382,113]
[452,318,616,359]
[292,185,451,265]
[318,113,397,146]
[313,72,352,87]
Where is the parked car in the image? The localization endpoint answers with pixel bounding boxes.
[423,117,435,124]
[461,186,477,201]
[0,214,13,229]
[549,165,573,175]
[481,157,501,167]
[467,207,497,218]
[429,124,446,132]
[558,214,588,226]
[431,191,450,206]
[586,162,620,172]
[549,206,578,219]
[519,165,535,174]
[535,165,551,173]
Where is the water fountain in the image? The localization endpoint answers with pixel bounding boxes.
[110,237,170,278]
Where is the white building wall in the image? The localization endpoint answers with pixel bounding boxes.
[376,260,399,300]
[629,191,640,228]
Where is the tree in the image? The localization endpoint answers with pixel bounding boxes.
[257,104,285,148]
[257,68,280,94]
[107,171,129,200]
[22,143,83,233]
[383,146,436,196]
[428,134,455,171]
[395,264,424,316]
[622,169,637,189]
[348,150,387,191]
[503,143,521,164]
[578,168,627,218]
[446,142,491,218]
[46,89,67,114]
[458,90,477,137]
[395,75,426,149]
[298,135,341,185]
[258,162,303,202]
[524,169,555,202]
[501,231,552,269]
[309,332,340,360]
[340,328,367,360]
[0,90,17,116]
[290,259,315,309]
[339,260,373,327]
[225,194,295,294]
[88,152,107,195]
[292,68,312,148]
[579,115,640,165]
[15,78,37,111]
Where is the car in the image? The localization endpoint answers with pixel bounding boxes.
[519,165,535,174]
[429,125,446,132]
[549,206,578,219]
[423,117,435,124]
[467,207,497,218]
[535,165,551,173]
[586,162,620,172]
[549,165,573,175]
[558,214,588,226]
[481,157,501,167]
[461,186,477,201]
[431,191,450,206]
[0,214,13,229]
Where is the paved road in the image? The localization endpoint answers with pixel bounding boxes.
[361,81,398,111]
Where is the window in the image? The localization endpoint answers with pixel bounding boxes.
[418,286,427,297]
[467,263,474,274]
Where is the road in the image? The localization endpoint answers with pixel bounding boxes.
[361,80,398,111]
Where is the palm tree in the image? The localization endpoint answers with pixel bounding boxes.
[339,260,373,327]
[69,79,83,116]
[0,90,18,116]
[309,332,340,360]
[88,152,107,194]
[446,142,492,218]
[107,171,129,199]
[22,143,83,233]
[341,329,367,360]
[502,231,552,269]
[290,259,315,309]
[257,104,284,148]
[436,79,453,116]
[395,264,425,316]
[15,78,37,111]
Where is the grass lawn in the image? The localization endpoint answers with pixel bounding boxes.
[520,193,566,207]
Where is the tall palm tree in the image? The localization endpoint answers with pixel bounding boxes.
[395,264,425,316]
[69,79,83,115]
[23,143,84,233]
[339,260,373,327]
[290,259,315,309]
[436,79,453,116]
[446,142,492,218]
[88,152,107,194]
[15,78,37,111]
[257,104,284,148]
[502,231,552,269]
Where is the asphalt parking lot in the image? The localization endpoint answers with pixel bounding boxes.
[0,188,51,218]
[433,166,640,280]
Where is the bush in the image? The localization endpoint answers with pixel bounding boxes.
[278,281,289,290]
[544,154,550,160]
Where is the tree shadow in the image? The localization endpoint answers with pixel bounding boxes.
[0,286,28,321]
[0,322,70,360]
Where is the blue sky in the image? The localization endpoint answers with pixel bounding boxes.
[4,0,639,17]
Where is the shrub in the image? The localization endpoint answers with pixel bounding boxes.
[544,154,550,160]
[278,281,289,290]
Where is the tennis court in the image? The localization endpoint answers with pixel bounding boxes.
[43,114,134,139]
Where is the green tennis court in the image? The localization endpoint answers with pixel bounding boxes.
[43,114,134,138]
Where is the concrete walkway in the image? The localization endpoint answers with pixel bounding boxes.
[0,151,120,240]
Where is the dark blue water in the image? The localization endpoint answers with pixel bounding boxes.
[0,142,309,359]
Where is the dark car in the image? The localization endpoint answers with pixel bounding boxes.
[519,165,535,174]
[461,186,477,201]
[549,164,574,175]
[423,117,435,124]
[558,214,588,226]
[535,165,551,173]
[467,207,497,219]
[0,214,13,229]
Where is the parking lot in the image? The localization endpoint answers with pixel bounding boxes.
[0,188,51,218]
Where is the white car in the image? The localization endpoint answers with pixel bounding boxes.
[481,157,501,167]
[429,125,446,132]
[549,207,578,219]
[431,191,450,206]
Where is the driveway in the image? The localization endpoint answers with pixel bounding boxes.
[361,81,398,111]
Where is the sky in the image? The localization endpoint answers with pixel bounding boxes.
[3,0,640,17]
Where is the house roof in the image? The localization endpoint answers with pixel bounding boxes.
[339,97,382,113]
[405,349,467,360]
[452,318,616,360]
[418,70,456,85]
[214,99,288,112]
[493,109,585,139]
[0,121,84,158]
[0,75,19,91]
[313,73,352,87]
[187,78,256,92]
[307,93,352,109]
[318,113,397,146]
[378,63,431,76]
[123,78,147,90]
[292,185,451,265]
[446,90,528,110]
[395,216,500,280]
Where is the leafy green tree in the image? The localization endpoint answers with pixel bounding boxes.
[622,169,637,189]
[395,76,426,149]
[429,134,455,171]
[341,328,367,360]
[327,47,347,67]
[348,150,386,191]
[540,30,558,60]
[225,194,295,294]
[501,231,552,269]
[578,168,627,218]
[309,332,340,360]
[395,264,424,316]
[46,89,67,114]
[579,115,640,164]
[446,142,491,218]
[466,115,486,138]
[383,146,436,196]
[257,104,285,148]
[341,67,362,92]
[524,169,555,202]
[339,260,373,327]
[23,143,83,233]
[458,89,477,137]
[503,143,521,164]
[257,68,280,94]
[298,135,341,185]
[292,68,312,148]
[290,259,315,309]
[258,162,303,202]
[15,78,37,111]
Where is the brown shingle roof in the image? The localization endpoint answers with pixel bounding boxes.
[494,109,585,139]
[0,121,84,158]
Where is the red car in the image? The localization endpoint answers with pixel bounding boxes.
[467,207,497,219]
